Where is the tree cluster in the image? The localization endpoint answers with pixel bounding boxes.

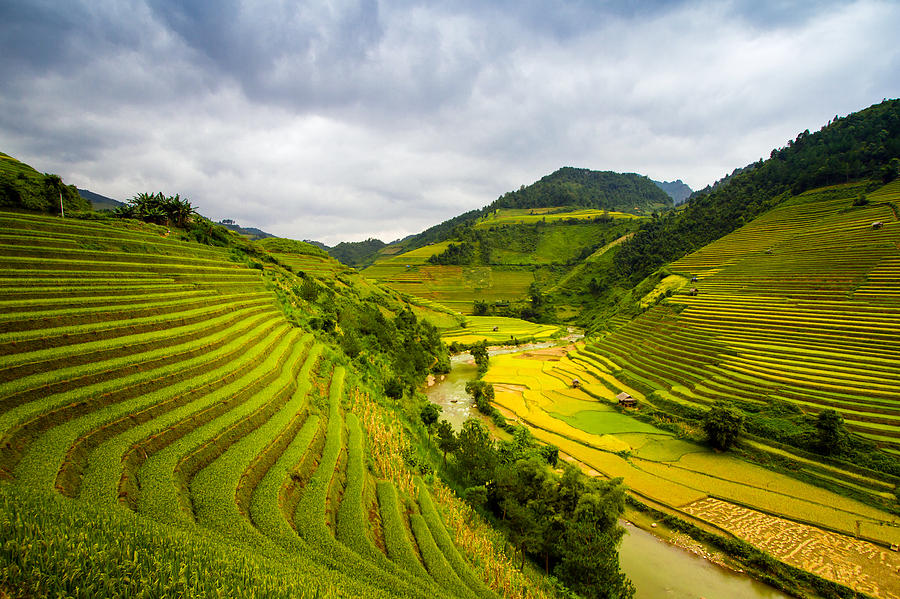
[332,303,449,396]
[114,192,196,228]
[426,241,476,265]
[438,420,633,599]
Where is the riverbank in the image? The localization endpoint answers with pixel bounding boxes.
[425,348,796,599]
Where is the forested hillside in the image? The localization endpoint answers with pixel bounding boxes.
[365,209,644,316]
[493,168,671,213]
[570,99,900,330]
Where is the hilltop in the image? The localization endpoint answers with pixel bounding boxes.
[651,179,692,205]
[77,188,124,211]
[0,151,88,213]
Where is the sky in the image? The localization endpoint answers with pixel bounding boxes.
[2,1,899,245]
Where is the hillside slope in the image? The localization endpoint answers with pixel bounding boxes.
[0,211,545,598]
[0,152,88,214]
[568,99,900,332]
[364,208,644,315]
[481,180,900,599]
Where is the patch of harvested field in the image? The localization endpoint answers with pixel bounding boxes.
[683,497,900,599]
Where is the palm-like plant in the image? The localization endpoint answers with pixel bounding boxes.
[167,194,195,228]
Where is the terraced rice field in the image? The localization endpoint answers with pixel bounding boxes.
[473,208,640,229]
[578,181,900,454]
[683,497,900,599]
[0,212,509,598]
[482,277,900,598]
[364,247,538,314]
[441,316,563,345]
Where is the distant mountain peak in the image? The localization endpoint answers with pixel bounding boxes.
[652,179,693,205]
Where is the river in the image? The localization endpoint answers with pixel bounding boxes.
[425,348,791,599]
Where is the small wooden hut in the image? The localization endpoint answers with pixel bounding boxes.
[872,221,884,230]
[617,392,637,407]
[572,378,580,389]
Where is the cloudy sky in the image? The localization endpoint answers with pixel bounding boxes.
[2,1,899,244]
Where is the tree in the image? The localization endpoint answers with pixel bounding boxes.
[471,342,489,376]
[703,403,744,450]
[299,277,319,301]
[498,457,556,570]
[436,420,457,467]
[816,409,847,456]
[553,478,634,599]
[420,402,441,433]
[465,380,495,414]
[167,194,195,228]
[455,418,496,486]
[45,174,64,217]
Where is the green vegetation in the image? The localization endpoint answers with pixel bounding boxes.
[327,238,388,268]
[437,418,632,599]
[113,192,196,228]
[492,168,670,214]
[575,99,900,332]
[255,236,330,258]
[0,206,564,599]
[703,403,744,450]
[0,152,88,214]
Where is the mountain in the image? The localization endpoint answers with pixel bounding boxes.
[494,167,671,212]
[326,238,387,268]
[78,187,124,211]
[217,220,276,240]
[0,151,89,213]
[652,179,692,205]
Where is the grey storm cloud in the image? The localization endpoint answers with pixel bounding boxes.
[1,0,899,245]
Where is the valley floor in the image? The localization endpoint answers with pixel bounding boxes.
[481,344,900,599]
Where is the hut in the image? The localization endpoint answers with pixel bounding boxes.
[690,276,698,283]
[688,287,699,296]
[617,392,637,407]
[872,221,884,230]
[572,378,580,389]
[492,326,499,332]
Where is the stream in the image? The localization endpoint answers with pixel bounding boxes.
[425,347,791,599]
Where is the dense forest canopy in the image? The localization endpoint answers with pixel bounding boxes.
[327,238,388,268]
[492,167,671,212]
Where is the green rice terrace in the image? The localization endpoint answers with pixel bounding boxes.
[0,211,549,599]
[481,180,900,599]
[363,209,643,315]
